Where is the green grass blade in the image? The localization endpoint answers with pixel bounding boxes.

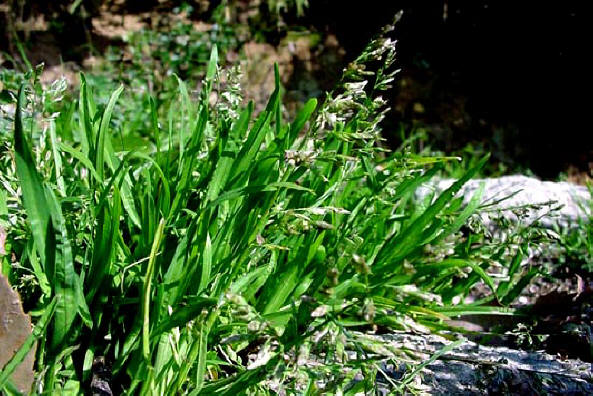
[86,199,117,305]
[226,70,280,186]
[393,339,464,393]
[25,240,51,297]
[142,218,166,363]
[44,186,81,349]
[13,84,52,269]
[172,312,216,393]
[205,182,313,211]
[152,298,217,338]
[78,74,93,156]
[161,230,192,308]
[169,110,207,219]
[206,45,218,83]
[500,267,540,306]
[392,165,441,202]
[194,322,208,392]
[434,305,517,316]
[262,264,299,315]
[103,137,142,228]
[129,151,171,217]
[227,111,273,188]
[48,120,66,196]
[198,232,212,294]
[59,142,101,182]
[375,155,489,271]
[149,96,161,155]
[95,84,124,180]
[174,75,191,166]
[496,244,526,302]
[286,98,317,146]
[432,182,485,246]
[1,379,22,395]
[205,105,252,201]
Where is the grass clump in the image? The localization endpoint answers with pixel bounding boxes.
[0,18,541,394]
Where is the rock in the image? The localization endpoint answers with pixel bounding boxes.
[290,330,592,394]
[0,273,36,394]
[358,331,593,395]
[416,175,591,231]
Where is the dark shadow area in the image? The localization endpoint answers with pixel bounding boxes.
[298,0,591,178]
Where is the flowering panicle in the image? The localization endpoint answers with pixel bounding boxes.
[311,12,402,149]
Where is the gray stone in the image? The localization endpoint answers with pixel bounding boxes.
[359,331,593,395]
[416,175,591,231]
[0,273,35,394]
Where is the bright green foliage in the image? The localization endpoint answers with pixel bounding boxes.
[557,184,593,272]
[2,20,544,395]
